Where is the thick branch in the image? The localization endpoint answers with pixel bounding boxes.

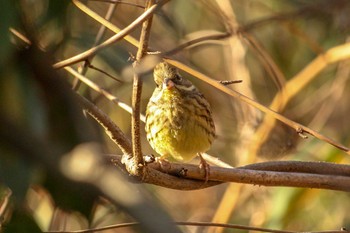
[76,94,132,155]
[147,159,350,192]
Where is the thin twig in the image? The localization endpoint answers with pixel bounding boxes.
[219,80,242,86]
[242,32,286,90]
[238,3,321,33]
[43,221,296,233]
[72,0,139,47]
[43,220,350,233]
[9,27,32,46]
[87,0,145,9]
[72,0,118,90]
[87,63,123,83]
[162,31,231,56]
[165,57,350,155]
[0,188,12,229]
[53,0,168,69]
[64,66,145,122]
[241,161,350,177]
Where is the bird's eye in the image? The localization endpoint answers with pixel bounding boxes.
[174,75,182,82]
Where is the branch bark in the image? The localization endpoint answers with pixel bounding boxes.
[127,0,155,177]
[53,0,169,69]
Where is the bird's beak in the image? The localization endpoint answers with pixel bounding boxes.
[163,78,175,90]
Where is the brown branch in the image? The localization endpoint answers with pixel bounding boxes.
[87,63,123,83]
[72,0,140,47]
[145,159,350,192]
[53,0,168,69]
[162,31,231,56]
[237,2,330,33]
[44,221,296,233]
[75,95,220,190]
[128,0,155,177]
[75,94,132,155]
[0,188,12,228]
[87,0,145,9]
[241,32,286,90]
[166,57,350,155]
[72,1,118,90]
[12,0,350,194]
[108,154,350,192]
[63,66,144,121]
[44,220,350,233]
[77,96,220,190]
[109,155,220,190]
[241,161,350,176]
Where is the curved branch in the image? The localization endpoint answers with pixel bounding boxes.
[149,160,350,192]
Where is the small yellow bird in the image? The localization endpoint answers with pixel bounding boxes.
[145,62,215,175]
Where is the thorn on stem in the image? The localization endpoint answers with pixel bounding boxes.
[296,127,308,139]
[146,51,161,55]
[219,80,243,86]
[128,52,136,62]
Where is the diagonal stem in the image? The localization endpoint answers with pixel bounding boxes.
[53,0,168,69]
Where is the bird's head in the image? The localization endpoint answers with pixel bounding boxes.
[153,62,196,93]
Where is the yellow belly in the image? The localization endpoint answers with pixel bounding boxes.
[146,89,214,162]
[149,117,212,161]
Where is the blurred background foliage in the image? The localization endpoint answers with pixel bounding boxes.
[1,0,350,232]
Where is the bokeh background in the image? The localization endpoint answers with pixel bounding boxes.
[1,0,350,232]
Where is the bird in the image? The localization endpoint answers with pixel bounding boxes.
[145,61,215,179]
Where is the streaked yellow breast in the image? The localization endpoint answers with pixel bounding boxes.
[146,88,215,161]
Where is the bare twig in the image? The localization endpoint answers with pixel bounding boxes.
[252,41,350,156]
[127,0,155,177]
[241,161,350,176]
[165,56,350,155]
[162,31,231,56]
[53,0,168,69]
[0,188,12,229]
[44,221,296,233]
[238,3,324,33]
[9,27,32,46]
[219,80,242,86]
[44,220,350,233]
[72,0,118,90]
[64,66,145,121]
[87,0,145,9]
[87,63,123,83]
[72,0,139,47]
[242,32,286,90]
